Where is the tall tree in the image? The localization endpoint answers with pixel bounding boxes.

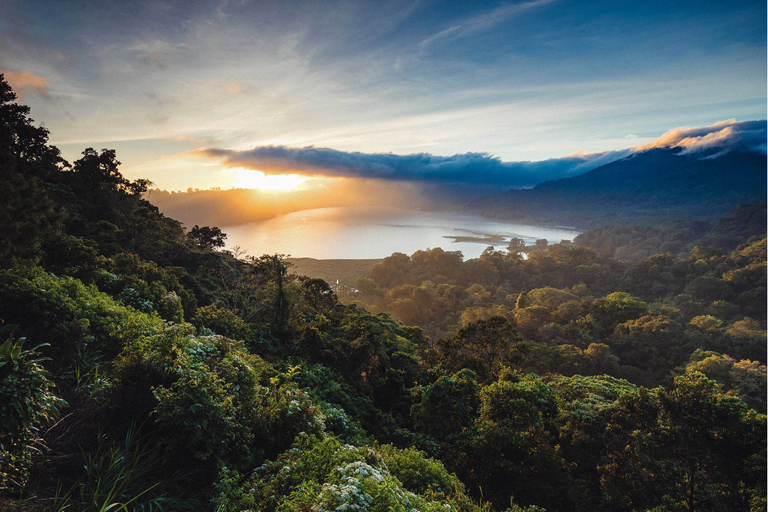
[440,316,525,382]
[0,74,61,261]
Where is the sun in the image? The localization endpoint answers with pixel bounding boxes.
[232,168,308,191]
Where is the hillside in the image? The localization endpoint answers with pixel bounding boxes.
[471,148,767,228]
[1,74,766,512]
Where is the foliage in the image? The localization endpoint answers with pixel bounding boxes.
[411,369,481,442]
[296,303,423,441]
[188,225,227,250]
[0,338,66,492]
[439,317,525,382]
[547,374,638,510]
[213,434,487,512]
[50,425,197,512]
[600,372,766,511]
[0,76,765,511]
[0,266,164,371]
[469,369,570,510]
[346,238,766,396]
[192,304,251,340]
[113,326,325,472]
[678,349,767,411]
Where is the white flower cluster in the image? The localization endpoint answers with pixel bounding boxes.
[315,481,373,511]
[313,460,390,510]
[313,459,426,512]
[311,410,326,430]
[338,461,387,484]
[324,405,351,432]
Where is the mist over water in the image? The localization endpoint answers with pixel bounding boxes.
[222,206,581,259]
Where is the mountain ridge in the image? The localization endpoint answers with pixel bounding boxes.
[469,147,767,228]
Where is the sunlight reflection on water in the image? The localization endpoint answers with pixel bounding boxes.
[222,206,581,260]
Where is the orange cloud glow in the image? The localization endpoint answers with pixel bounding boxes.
[3,71,51,98]
[232,168,308,190]
[226,81,247,94]
[633,119,746,153]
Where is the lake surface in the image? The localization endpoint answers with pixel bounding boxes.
[222,206,581,260]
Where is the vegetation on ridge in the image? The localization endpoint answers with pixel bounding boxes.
[0,74,765,512]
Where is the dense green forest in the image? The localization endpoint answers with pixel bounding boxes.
[1,74,766,512]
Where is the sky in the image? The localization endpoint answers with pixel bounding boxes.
[1,0,765,193]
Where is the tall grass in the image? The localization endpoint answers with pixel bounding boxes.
[50,424,196,512]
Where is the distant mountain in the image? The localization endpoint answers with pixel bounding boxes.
[469,148,767,229]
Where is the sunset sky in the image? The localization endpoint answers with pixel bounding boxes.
[2,0,765,192]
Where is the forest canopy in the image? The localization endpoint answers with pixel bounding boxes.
[0,74,765,512]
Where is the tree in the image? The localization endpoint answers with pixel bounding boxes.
[0,74,61,261]
[439,316,524,381]
[411,369,481,441]
[589,292,649,337]
[249,254,293,338]
[470,370,571,510]
[612,313,686,385]
[515,290,529,309]
[601,372,766,511]
[548,374,638,510]
[189,225,227,250]
[73,148,127,191]
[0,74,63,177]
[71,147,153,198]
[507,237,526,254]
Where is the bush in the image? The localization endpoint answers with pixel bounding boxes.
[0,267,164,371]
[213,435,486,512]
[192,304,250,340]
[113,326,325,472]
[0,338,67,492]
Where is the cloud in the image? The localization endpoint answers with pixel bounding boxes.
[2,70,51,99]
[419,25,462,49]
[634,119,766,155]
[174,135,212,144]
[145,92,163,106]
[225,81,247,94]
[192,119,766,193]
[138,50,166,70]
[563,148,634,172]
[147,112,169,125]
[193,144,618,189]
[420,0,556,50]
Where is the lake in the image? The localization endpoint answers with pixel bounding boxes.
[222,206,581,260]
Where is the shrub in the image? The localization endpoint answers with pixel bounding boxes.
[113,326,325,472]
[213,435,486,512]
[0,338,67,492]
[0,267,164,371]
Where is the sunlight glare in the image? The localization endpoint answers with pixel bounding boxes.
[233,168,308,191]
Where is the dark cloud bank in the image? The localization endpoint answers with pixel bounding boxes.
[198,119,766,196]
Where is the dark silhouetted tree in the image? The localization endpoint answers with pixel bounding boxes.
[189,225,227,250]
[0,74,61,261]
